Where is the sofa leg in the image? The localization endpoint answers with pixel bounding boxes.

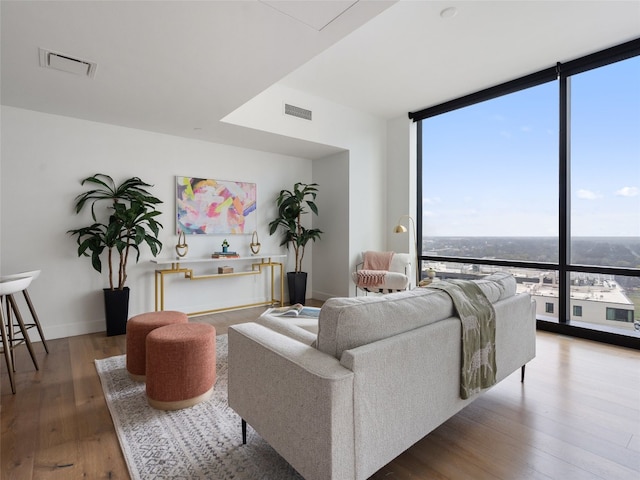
[521,365,526,383]
[242,419,247,444]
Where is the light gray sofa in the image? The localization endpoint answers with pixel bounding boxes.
[228,272,536,480]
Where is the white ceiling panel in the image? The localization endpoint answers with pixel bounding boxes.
[2,0,639,159]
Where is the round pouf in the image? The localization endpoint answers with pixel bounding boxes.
[146,323,217,411]
[126,311,188,381]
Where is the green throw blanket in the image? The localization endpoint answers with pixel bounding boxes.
[427,280,496,399]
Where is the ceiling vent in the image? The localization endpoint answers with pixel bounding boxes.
[39,48,97,78]
[284,103,312,121]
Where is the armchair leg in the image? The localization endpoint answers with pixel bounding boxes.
[242,419,247,444]
[521,365,526,383]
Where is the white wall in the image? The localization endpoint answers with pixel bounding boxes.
[0,106,314,339]
[1,88,417,340]
[224,84,390,296]
[387,115,418,285]
[312,150,350,300]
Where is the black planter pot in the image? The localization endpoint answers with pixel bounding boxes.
[287,271,307,305]
[103,287,130,336]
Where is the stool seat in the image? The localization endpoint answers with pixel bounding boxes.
[126,310,188,381]
[0,276,32,296]
[146,322,216,410]
[0,270,49,355]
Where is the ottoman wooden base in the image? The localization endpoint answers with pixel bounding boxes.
[147,386,214,411]
[146,322,216,411]
[126,310,188,381]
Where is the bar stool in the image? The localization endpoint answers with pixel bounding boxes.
[0,270,49,354]
[0,276,40,394]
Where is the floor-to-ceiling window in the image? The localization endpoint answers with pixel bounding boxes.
[411,39,640,348]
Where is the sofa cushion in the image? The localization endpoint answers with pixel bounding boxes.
[316,272,516,360]
[474,271,517,302]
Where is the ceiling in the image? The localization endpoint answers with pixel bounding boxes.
[2,1,640,159]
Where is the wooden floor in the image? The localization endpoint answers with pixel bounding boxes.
[2,305,639,480]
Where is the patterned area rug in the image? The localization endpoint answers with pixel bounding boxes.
[95,335,303,480]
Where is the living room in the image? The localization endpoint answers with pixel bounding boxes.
[1,1,639,479]
[3,1,639,340]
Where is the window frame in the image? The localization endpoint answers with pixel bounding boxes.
[412,38,640,349]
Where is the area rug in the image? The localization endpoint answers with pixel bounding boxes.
[95,335,303,480]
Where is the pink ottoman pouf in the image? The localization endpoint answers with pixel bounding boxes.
[145,323,217,410]
[126,311,188,381]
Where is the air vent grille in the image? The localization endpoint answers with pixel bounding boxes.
[284,103,312,121]
[39,48,97,78]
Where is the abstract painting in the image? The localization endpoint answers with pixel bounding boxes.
[176,176,257,234]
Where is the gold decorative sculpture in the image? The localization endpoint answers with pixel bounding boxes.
[175,231,188,258]
[250,230,261,255]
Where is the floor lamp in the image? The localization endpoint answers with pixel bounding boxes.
[393,215,420,287]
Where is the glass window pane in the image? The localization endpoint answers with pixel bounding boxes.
[570,56,640,266]
[421,82,558,263]
[570,272,638,335]
[424,261,560,318]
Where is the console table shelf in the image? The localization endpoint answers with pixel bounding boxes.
[151,254,286,316]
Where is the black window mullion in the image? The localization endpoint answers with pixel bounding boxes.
[409,67,557,122]
[559,37,640,77]
[559,71,570,325]
[416,124,423,278]
[415,37,640,348]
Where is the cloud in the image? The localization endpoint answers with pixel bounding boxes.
[577,189,603,200]
[423,197,442,205]
[520,126,532,132]
[615,186,639,197]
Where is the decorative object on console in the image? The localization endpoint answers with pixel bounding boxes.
[211,251,239,258]
[249,230,261,255]
[175,230,188,258]
[222,238,229,253]
[176,176,256,234]
[269,182,322,305]
[68,174,163,336]
[393,214,420,287]
[218,266,234,274]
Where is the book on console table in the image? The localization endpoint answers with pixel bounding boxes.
[211,252,240,258]
[269,303,320,318]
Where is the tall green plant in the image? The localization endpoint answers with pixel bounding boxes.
[68,174,163,290]
[268,182,322,273]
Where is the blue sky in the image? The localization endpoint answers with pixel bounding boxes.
[421,55,639,238]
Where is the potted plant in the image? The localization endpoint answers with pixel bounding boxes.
[68,174,163,336]
[268,182,322,305]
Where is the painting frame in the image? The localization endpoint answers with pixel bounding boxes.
[175,176,257,235]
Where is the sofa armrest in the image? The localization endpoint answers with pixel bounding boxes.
[228,323,355,480]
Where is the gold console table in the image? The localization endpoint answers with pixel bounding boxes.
[151,254,285,316]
